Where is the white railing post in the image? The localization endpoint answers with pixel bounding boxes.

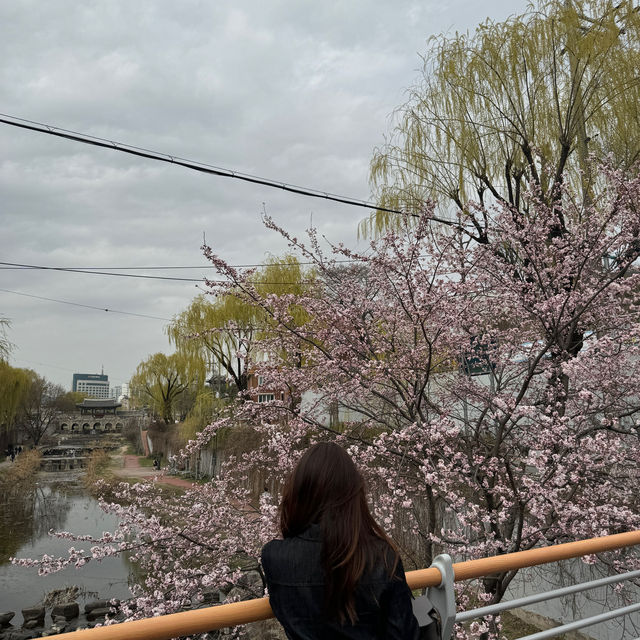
[430,554,457,640]
[413,554,457,640]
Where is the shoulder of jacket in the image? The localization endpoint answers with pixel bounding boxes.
[261,538,285,564]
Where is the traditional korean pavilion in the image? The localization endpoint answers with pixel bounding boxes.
[75,398,122,416]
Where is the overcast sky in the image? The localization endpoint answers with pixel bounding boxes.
[1,0,528,390]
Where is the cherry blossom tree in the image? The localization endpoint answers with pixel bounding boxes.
[14,165,640,637]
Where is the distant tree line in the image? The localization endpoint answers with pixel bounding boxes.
[1,351,85,447]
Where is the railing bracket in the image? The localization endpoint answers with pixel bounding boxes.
[417,553,455,640]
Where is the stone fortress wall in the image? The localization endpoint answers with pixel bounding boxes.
[56,416,124,434]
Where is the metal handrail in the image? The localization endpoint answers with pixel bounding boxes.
[518,603,640,640]
[451,566,640,640]
[456,568,640,622]
[52,530,640,640]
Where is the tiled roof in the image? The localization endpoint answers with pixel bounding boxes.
[75,398,122,408]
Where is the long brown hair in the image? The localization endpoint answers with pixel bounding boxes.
[280,442,398,624]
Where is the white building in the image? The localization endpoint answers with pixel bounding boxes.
[72,373,110,399]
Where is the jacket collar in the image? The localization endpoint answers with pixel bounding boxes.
[298,523,322,541]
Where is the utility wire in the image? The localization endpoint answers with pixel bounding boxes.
[0,288,171,321]
[0,258,366,270]
[10,356,130,384]
[0,261,204,282]
[0,113,419,219]
[11,357,85,374]
[0,261,320,284]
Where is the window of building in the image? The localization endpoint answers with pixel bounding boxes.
[258,393,275,403]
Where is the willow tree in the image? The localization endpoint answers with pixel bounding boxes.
[130,352,198,425]
[0,319,31,436]
[0,362,30,433]
[0,316,11,362]
[167,294,257,395]
[167,255,311,395]
[366,0,640,240]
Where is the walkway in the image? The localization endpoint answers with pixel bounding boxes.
[113,454,195,489]
[2,447,195,489]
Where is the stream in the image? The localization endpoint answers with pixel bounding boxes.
[0,471,132,624]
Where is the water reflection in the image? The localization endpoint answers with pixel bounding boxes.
[0,473,132,623]
[0,479,72,563]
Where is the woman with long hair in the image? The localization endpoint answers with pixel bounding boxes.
[261,442,419,639]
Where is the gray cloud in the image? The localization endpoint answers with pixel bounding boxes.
[1,0,527,388]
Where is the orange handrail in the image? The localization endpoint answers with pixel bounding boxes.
[407,529,640,588]
[54,530,640,640]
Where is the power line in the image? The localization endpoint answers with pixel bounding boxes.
[11,356,131,385]
[0,261,204,282]
[0,258,367,270]
[0,288,171,321]
[0,261,318,284]
[11,357,83,374]
[0,113,420,219]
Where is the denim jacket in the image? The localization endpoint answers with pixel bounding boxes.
[261,525,420,640]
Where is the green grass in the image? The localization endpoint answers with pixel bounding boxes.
[501,611,542,638]
[499,611,581,640]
